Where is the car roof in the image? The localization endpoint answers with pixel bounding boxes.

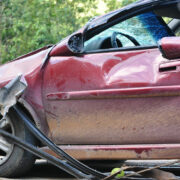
[87,0,180,31]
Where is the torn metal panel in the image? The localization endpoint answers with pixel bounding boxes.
[0,75,27,117]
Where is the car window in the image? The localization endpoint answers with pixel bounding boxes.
[175,27,180,36]
[84,12,173,52]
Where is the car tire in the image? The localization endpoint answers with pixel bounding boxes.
[0,108,36,178]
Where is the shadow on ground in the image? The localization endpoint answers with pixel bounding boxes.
[3,160,123,180]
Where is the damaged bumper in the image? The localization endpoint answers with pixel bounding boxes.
[0,75,27,118]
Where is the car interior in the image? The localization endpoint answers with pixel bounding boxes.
[156,4,180,34]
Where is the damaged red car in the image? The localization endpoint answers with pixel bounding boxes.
[1,0,180,177]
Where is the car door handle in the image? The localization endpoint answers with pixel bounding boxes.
[159,66,177,72]
[159,61,180,72]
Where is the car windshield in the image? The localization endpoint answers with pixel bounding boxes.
[85,12,174,51]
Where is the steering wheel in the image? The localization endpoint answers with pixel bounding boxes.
[111,32,140,48]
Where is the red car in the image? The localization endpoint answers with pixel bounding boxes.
[1,0,180,177]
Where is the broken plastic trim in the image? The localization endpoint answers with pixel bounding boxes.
[0,75,27,118]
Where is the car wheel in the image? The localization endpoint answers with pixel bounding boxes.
[0,109,36,177]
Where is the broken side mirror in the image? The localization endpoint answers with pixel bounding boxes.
[159,37,180,60]
[50,33,84,56]
[68,33,84,54]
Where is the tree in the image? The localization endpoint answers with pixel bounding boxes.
[0,0,136,63]
[104,0,135,11]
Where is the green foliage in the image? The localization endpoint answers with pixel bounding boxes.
[104,0,135,11]
[0,0,136,63]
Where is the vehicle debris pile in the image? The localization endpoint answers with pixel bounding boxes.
[0,76,180,179]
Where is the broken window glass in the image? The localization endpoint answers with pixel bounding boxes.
[85,12,174,51]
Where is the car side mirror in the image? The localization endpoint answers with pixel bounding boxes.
[159,37,180,60]
[50,33,84,56]
[68,33,84,54]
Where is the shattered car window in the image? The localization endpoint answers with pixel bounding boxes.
[138,12,173,42]
[85,12,174,51]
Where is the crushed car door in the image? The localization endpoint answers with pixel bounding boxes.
[42,9,180,145]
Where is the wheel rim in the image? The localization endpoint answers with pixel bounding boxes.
[0,116,14,165]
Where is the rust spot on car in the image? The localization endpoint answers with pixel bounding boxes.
[134,148,152,155]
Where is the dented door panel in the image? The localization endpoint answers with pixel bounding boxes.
[43,48,180,144]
